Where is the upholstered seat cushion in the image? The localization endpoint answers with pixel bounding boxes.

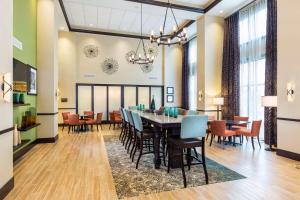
[86,119,96,125]
[168,137,203,148]
[224,130,236,136]
[79,120,86,125]
[236,129,252,136]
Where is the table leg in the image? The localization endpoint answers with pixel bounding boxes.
[153,126,161,169]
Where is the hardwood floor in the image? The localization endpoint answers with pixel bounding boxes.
[5,126,300,200]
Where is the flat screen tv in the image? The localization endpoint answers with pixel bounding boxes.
[13,58,28,83]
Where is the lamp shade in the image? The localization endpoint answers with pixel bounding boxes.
[261,96,277,107]
[213,97,224,106]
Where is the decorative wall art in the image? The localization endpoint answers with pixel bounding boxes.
[27,66,37,95]
[84,45,99,58]
[167,87,174,94]
[145,43,159,57]
[102,58,119,75]
[140,63,153,73]
[125,51,136,63]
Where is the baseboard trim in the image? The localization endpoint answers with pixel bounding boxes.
[13,142,36,163]
[0,177,14,200]
[277,149,300,161]
[35,134,58,143]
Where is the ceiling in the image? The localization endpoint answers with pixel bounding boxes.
[60,0,251,37]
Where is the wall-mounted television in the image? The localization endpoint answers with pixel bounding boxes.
[13,58,37,95]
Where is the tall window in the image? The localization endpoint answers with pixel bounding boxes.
[188,38,197,110]
[239,0,267,136]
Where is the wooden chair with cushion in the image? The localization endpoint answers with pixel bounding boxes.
[109,111,122,129]
[131,111,155,169]
[86,113,103,131]
[206,115,216,141]
[67,114,85,134]
[236,120,262,150]
[62,112,70,131]
[84,111,94,120]
[167,115,209,188]
[210,120,236,146]
[232,116,249,143]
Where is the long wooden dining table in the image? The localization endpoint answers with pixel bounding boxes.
[135,111,248,169]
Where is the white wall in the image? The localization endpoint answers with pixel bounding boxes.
[197,15,224,118]
[0,0,13,189]
[58,32,164,120]
[277,0,300,154]
[164,45,182,107]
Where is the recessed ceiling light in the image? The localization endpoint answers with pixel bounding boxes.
[219,10,224,14]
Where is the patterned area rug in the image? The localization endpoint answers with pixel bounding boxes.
[104,135,246,199]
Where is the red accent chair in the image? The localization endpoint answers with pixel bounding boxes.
[236,120,262,150]
[109,111,122,129]
[68,114,85,133]
[84,111,94,120]
[62,112,70,131]
[232,116,249,144]
[86,113,103,131]
[210,120,236,146]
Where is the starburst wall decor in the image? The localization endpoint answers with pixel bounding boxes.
[84,45,99,58]
[102,58,119,75]
[140,63,153,73]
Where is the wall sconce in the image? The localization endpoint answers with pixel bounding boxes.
[198,90,204,102]
[1,73,12,103]
[56,88,61,101]
[287,82,295,102]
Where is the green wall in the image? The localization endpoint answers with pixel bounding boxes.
[13,0,37,152]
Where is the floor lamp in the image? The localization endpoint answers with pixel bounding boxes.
[213,97,224,120]
[261,96,277,151]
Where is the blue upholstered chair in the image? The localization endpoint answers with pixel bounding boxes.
[186,110,199,115]
[167,115,209,188]
[128,106,138,110]
[119,108,127,142]
[131,112,155,169]
[124,109,135,154]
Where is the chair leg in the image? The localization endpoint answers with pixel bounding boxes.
[97,124,99,132]
[193,147,198,158]
[119,125,124,140]
[251,137,255,150]
[206,133,210,141]
[100,124,103,130]
[210,134,214,146]
[130,135,136,159]
[62,124,65,131]
[68,125,70,134]
[167,146,171,173]
[136,137,144,169]
[202,139,209,184]
[109,123,111,129]
[132,138,138,162]
[181,149,187,188]
[187,148,191,171]
[257,136,261,148]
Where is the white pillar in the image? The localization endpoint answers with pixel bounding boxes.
[36,0,59,140]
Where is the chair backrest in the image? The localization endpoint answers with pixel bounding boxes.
[96,113,103,123]
[208,115,216,121]
[251,120,262,136]
[122,108,129,122]
[128,106,138,110]
[186,110,199,115]
[109,112,115,121]
[68,114,79,125]
[234,116,249,121]
[131,112,143,132]
[180,115,208,139]
[84,111,94,119]
[125,109,134,127]
[62,112,70,121]
[210,120,226,136]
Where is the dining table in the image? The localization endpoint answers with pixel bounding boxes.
[134,111,249,169]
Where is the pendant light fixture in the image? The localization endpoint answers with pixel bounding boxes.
[129,4,154,65]
[150,0,188,46]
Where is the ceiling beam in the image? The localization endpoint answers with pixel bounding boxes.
[58,0,71,30]
[204,0,223,13]
[123,0,205,13]
[71,28,149,40]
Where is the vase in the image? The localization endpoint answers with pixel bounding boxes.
[13,124,19,146]
[18,130,22,145]
[19,93,25,104]
[13,93,20,104]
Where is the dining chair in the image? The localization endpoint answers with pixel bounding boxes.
[86,113,103,131]
[67,114,85,134]
[109,111,122,129]
[131,112,155,169]
[232,116,249,143]
[62,112,70,131]
[167,115,209,188]
[121,108,129,145]
[124,109,135,154]
[84,111,94,120]
[119,108,126,140]
[206,115,216,141]
[236,120,262,150]
[186,110,199,115]
[210,120,236,146]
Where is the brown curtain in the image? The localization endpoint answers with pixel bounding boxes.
[264,0,277,146]
[221,13,240,120]
[182,43,189,110]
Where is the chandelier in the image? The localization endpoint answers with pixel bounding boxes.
[129,4,154,65]
[150,0,188,46]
